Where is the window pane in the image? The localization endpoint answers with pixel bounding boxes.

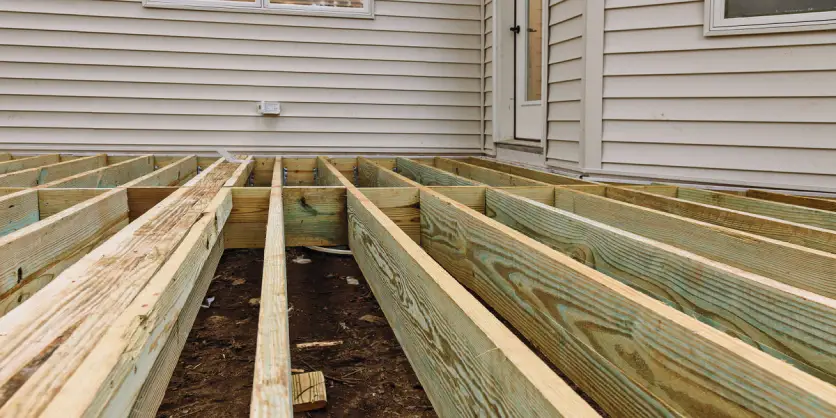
[726,0,836,18]
[526,0,542,102]
[270,0,364,8]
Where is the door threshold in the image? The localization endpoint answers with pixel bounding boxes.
[495,139,543,154]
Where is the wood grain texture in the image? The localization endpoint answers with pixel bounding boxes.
[672,187,836,231]
[0,159,241,417]
[123,155,197,188]
[0,190,39,237]
[129,232,223,418]
[343,171,600,418]
[358,157,421,188]
[359,188,421,243]
[272,157,283,187]
[604,186,836,253]
[554,187,836,300]
[223,156,254,187]
[465,156,591,185]
[0,189,130,316]
[0,154,106,187]
[435,157,551,186]
[395,157,479,186]
[44,155,154,188]
[0,155,59,176]
[488,188,836,384]
[291,372,326,413]
[126,187,178,221]
[38,189,108,219]
[419,188,836,417]
[251,187,293,418]
[427,186,487,213]
[745,189,836,212]
[283,187,347,247]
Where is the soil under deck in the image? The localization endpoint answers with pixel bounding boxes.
[157,248,435,418]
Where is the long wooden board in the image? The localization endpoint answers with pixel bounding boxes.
[434,157,551,186]
[322,158,601,417]
[0,159,242,417]
[250,187,293,418]
[123,156,197,188]
[395,157,478,186]
[418,187,836,417]
[0,154,107,187]
[0,154,60,176]
[465,156,591,185]
[487,188,836,384]
[45,155,154,188]
[745,189,836,212]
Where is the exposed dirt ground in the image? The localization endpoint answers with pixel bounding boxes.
[158,248,435,418]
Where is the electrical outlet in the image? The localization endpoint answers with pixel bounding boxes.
[257,101,281,115]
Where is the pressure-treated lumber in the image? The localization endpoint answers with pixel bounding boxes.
[251,187,293,418]
[126,187,178,221]
[359,188,421,243]
[553,187,836,301]
[0,154,60,175]
[0,189,129,316]
[745,189,836,212]
[0,154,107,187]
[357,157,421,188]
[321,158,601,417]
[224,187,270,249]
[434,157,551,186]
[417,187,836,417]
[283,186,347,247]
[38,189,109,219]
[224,156,254,187]
[0,158,241,417]
[291,372,326,412]
[123,156,197,188]
[603,185,836,253]
[129,232,223,418]
[271,157,283,187]
[44,155,154,188]
[487,188,836,383]
[0,190,38,237]
[667,187,836,231]
[395,157,478,186]
[465,156,591,185]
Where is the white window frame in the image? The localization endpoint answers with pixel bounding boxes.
[143,0,375,19]
[705,0,836,36]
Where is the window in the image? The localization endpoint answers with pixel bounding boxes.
[705,0,836,35]
[143,0,374,18]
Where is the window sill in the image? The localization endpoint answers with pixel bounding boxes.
[705,21,836,36]
[142,0,375,20]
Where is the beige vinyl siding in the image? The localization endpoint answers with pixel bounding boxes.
[602,0,836,190]
[484,0,493,150]
[546,0,585,168]
[0,0,482,154]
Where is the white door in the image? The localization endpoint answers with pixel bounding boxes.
[514,0,544,141]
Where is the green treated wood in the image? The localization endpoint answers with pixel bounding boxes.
[604,186,836,254]
[123,156,197,188]
[0,155,60,176]
[46,155,155,188]
[0,154,107,187]
[434,157,551,186]
[553,187,836,301]
[745,189,836,212]
[419,188,836,418]
[282,187,347,247]
[395,158,478,186]
[671,187,836,231]
[358,157,421,188]
[488,188,836,384]
[0,190,39,238]
[465,157,591,185]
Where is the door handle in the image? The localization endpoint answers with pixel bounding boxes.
[510,25,521,34]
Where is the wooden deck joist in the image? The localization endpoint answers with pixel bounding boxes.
[0,154,60,176]
[363,157,836,417]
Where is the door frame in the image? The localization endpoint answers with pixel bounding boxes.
[490,0,548,157]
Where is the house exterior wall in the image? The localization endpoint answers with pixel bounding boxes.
[0,0,483,154]
[545,0,585,168]
[600,0,836,190]
[484,0,493,151]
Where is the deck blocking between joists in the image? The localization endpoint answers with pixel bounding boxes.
[0,154,833,418]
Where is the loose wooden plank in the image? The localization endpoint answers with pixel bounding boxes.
[129,232,223,418]
[126,187,178,221]
[0,159,241,417]
[488,188,836,384]
[435,157,552,186]
[745,189,836,212]
[0,189,129,316]
[359,188,421,244]
[291,372,326,413]
[395,157,479,186]
[419,187,836,417]
[465,156,592,185]
[45,155,154,188]
[604,186,836,253]
[326,160,600,417]
[123,155,197,188]
[553,186,836,307]
[0,154,59,176]
[669,187,836,231]
[282,187,347,247]
[38,189,109,219]
[251,187,293,418]
[0,154,107,187]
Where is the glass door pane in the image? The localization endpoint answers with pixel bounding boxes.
[526,0,543,101]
